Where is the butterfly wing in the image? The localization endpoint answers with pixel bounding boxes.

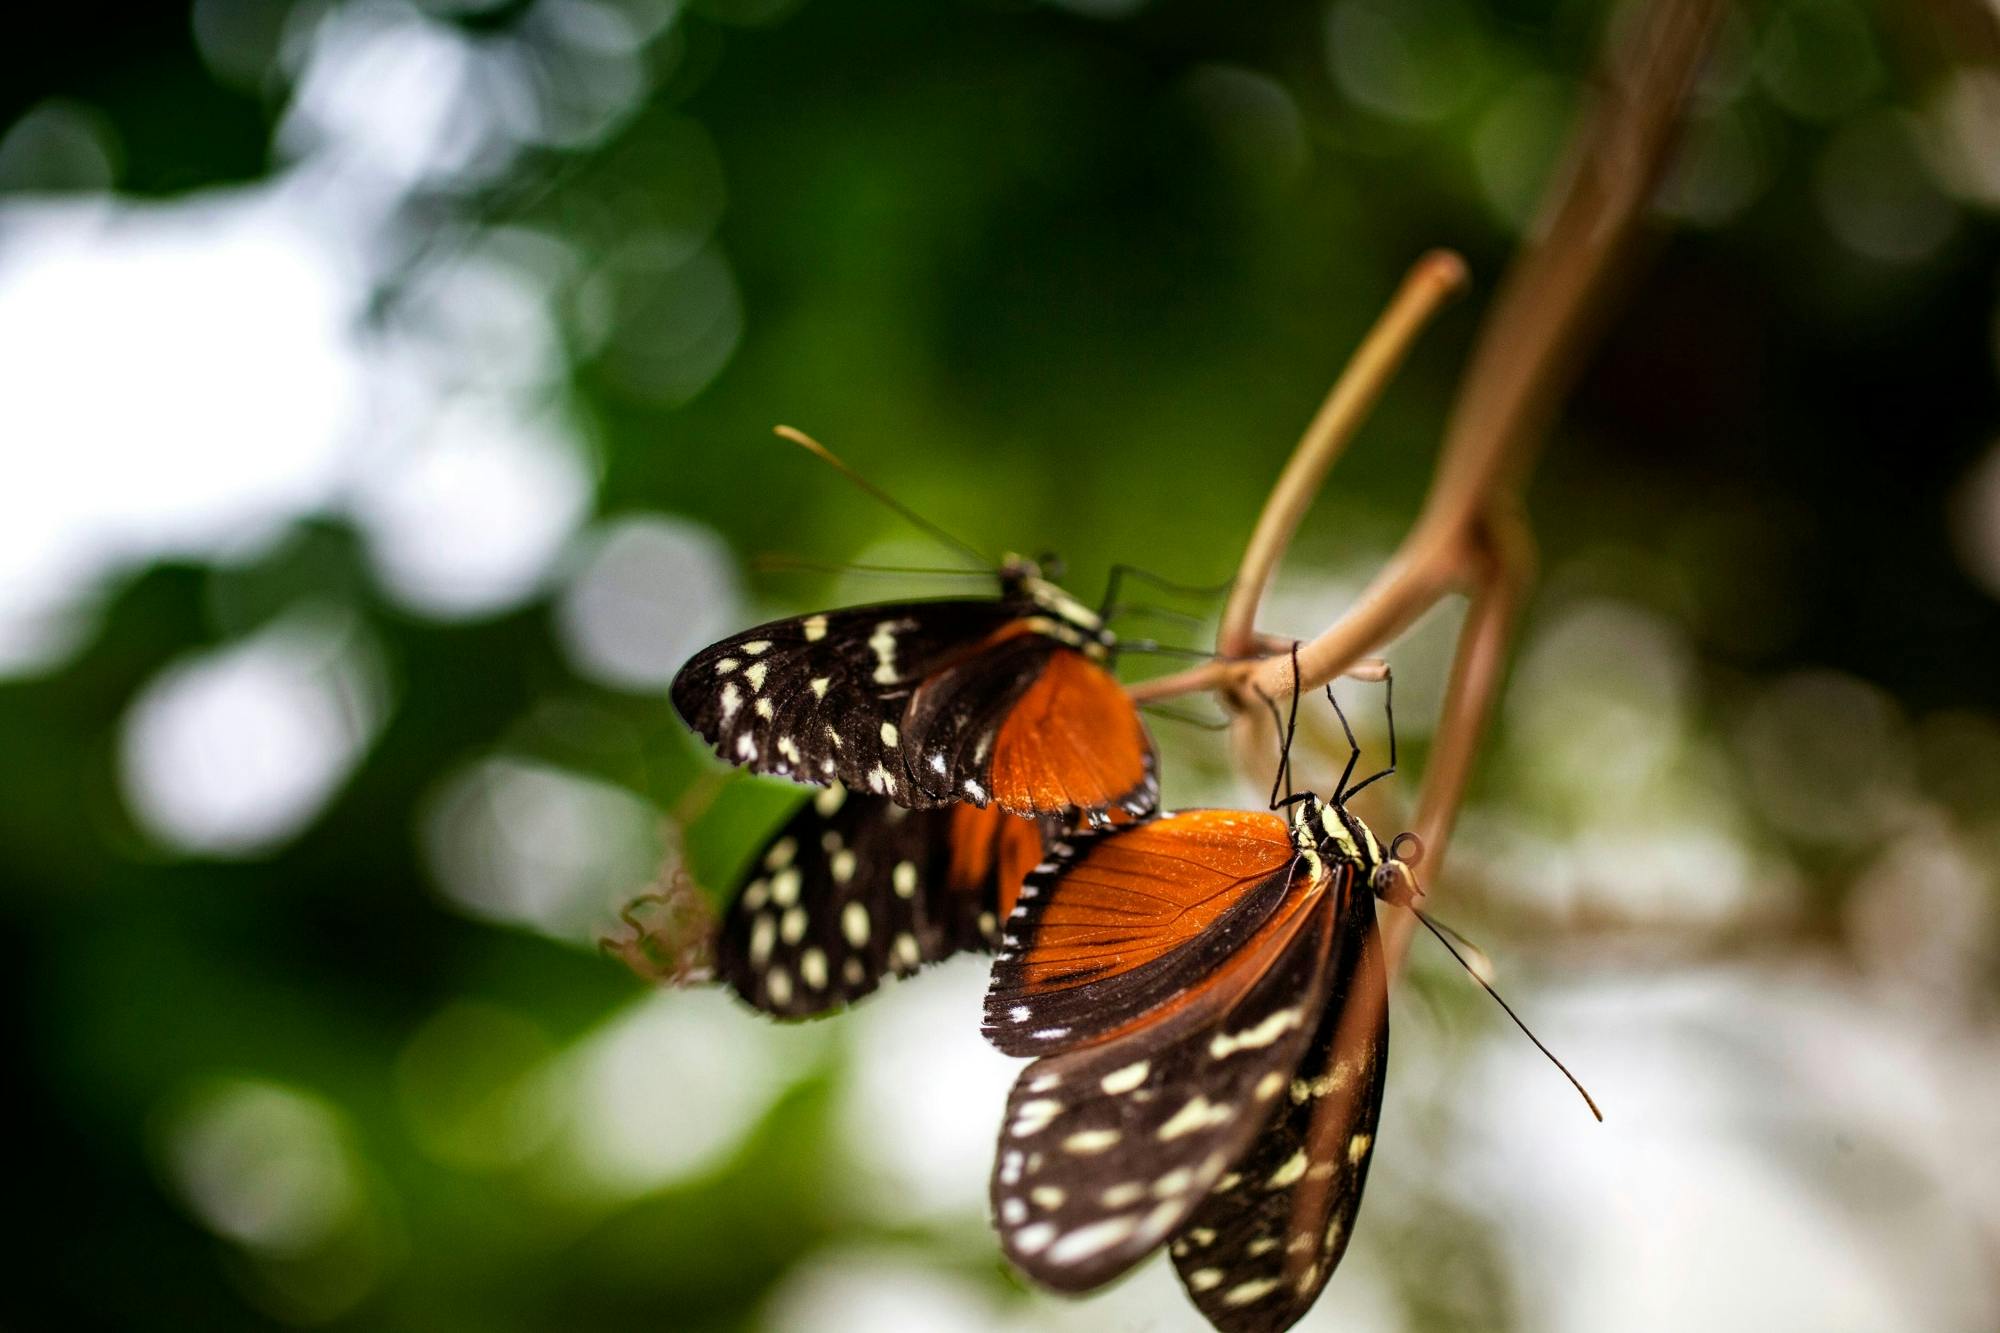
[902,634,1157,819]
[671,599,1022,805]
[1170,871,1390,1332]
[988,861,1341,1294]
[715,781,1051,1018]
[983,811,1301,1057]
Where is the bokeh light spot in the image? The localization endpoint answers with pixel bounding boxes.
[119,606,388,857]
[1326,0,1483,124]
[422,756,660,939]
[555,513,745,691]
[350,398,593,619]
[1815,112,1957,265]
[1738,669,1914,847]
[552,988,828,1200]
[396,1001,562,1170]
[160,1078,363,1253]
[835,958,1014,1221]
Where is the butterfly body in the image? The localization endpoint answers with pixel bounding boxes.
[983,794,1392,1332]
[671,559,1156,821]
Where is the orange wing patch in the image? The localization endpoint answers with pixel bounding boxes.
[988,649,1153,817]
[985,809,1326,1056]
[946,802,1046,920]
[1010,810,1295,994]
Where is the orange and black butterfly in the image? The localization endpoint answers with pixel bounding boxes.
[671,554,1158,824]
[676,430,1179,1019]
[714,780,1053,1018]
[980,682,1409,1333]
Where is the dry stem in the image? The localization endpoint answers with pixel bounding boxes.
[1141,0,1727,964]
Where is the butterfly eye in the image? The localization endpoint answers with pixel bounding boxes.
[1389,831,1425,867]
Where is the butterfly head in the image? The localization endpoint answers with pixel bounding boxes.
[1001,551,1108,641]
[1288,793,1381,872]
[1288,796,1425,906]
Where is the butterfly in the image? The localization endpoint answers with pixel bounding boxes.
[671,556,1158,823]
[977,670,1413,1333]
[715,779,1055,1018]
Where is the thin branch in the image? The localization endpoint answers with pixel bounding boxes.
[1232,0,1728,707]
[1378,501,1534,975]
[1137,0,1726,928]
[1215,250,1470,659]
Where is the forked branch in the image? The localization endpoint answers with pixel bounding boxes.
[1140,0,1728,963]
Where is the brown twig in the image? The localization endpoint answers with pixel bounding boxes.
[1140,0,1727,959]
[1378,500,1535,970]
[1215,251,1471,660]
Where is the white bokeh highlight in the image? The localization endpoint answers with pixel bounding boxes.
[0,192,363,673]
[421,756,659,940]
[161,1078,362,1253]
[0,0,704,676]
[1457,967,2000,1333]
[119,606,388,856]
[835,957,1015,1221]
[555,514,745,691]
[552,988,829,1200]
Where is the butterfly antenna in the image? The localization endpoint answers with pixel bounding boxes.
[1117,639,1226,659]
[1100,563,1236,615]
[1421,911,1495,980]
[774,425,992,570]
[752,554,996,578]
[1141,701,1235,731]
[1103,603,1209,629]
[1415,906,1603,1122]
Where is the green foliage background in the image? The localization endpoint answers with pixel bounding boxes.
[4,1,1998,1329]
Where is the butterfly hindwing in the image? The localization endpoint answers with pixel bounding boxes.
[716,782,1051,1018]
[671,599,1022,805]
[989,874,1338,1293]
[1171,873,1390,1332]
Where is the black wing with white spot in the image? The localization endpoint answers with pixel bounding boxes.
[1171,876,1389,1333]
[988,882,1337,1293]
[715,782,1051,1019]
[671,598,1025,805]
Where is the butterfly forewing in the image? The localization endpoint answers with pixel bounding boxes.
[989,875,1338,1293]
[905,636,1158,818]
[716,782,1051,1018]
[984,811,1299,1057]
[1171,875,1390,1333]
[671,599,1020,805]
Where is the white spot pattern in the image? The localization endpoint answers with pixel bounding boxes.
[1157,1095,1234,1141]
[1208,1007,1304,1059]
[1046,1215,1139,1266]
[1100,1061,1150,1095]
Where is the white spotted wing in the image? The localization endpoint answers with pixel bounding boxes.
[988,872,1339,1293]
[673,595,1157,821]
[1171,874,1389,1332]
[715,781,1050,1019]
